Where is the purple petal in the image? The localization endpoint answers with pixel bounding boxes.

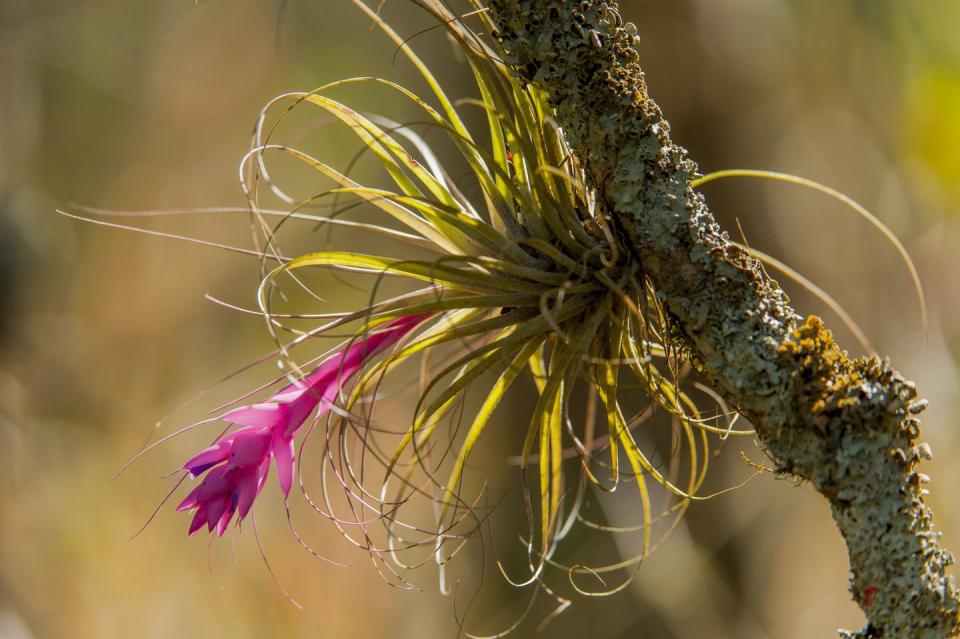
[188,505,207,536]
[272,431,295,496]
[270,386,313,404]
[193,466,230,501]
[235,466,261,518]
[176,484,202,512]
[206,495,228,532]
[183,437,233,476]
[215,500,236,537]
[225,427,272,468]
[222,403,285,428]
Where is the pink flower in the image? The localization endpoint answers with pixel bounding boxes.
[177,314,429,536]
[176,427,273,535]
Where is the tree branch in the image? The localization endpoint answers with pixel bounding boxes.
[486,1,959,636]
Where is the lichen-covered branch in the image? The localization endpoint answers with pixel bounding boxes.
[487,1,959,636]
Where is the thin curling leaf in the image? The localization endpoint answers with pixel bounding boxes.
[384,329,528,479]
[594,354,622,494]
[334,187,520,262]
[367,113,453,201]
[297,94,459,209]
[438,339,544,524]
[277,251,547,295]
[318,75,529,245]
[545,377,565,551]
[381,306,592,464]
[518,307,607,566]
[692,169,928,331]
[347,0,474,146]
[260,144,459,253]
[471,66,517,231]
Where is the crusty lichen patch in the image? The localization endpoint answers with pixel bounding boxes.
[776,317,957,637]
[489,1,960,635]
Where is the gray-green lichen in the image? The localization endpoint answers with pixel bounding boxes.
[488,1,960,636]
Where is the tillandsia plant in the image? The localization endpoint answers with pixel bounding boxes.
[81,0,959,636]
[198,0,735,597]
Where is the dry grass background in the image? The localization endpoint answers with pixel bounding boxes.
[1,1,959,637]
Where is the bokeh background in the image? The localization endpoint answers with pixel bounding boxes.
[2,1,959,637]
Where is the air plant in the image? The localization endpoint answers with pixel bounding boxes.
[228,0,738,590]
[88,0,925,629]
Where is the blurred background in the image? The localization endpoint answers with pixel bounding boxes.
[1,1,959,637]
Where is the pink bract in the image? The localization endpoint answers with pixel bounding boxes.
[176,314,430,536]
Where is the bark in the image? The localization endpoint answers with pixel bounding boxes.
[486,1,960,636]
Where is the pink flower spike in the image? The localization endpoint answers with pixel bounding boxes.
[176,313,431,536]
[176,427,273,537]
